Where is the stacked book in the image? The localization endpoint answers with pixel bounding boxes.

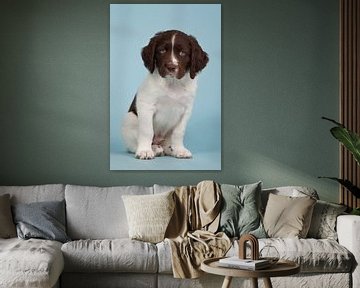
[218,257,271,270]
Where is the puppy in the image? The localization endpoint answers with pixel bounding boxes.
[121,30,208,160]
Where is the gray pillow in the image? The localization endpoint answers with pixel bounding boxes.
[12,200,70,243]
[218,182,266,238]
[0,194,16,238]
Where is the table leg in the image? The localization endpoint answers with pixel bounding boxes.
[263,277,273,288]
[222,276,232,288]
[251,278,258,288]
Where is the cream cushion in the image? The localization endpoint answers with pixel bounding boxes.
[0,238,63,288]
[62,239,158,273]
[158,237,353,274]
[259,238,353,272]
[122,191,175,243]
[263,193,316,238]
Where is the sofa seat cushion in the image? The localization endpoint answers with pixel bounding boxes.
[260,238,353,272]
[229,238,353,273]
[0,238,64,288]
[156,240,173,274]
[61,239,158,273]
[157,238,353,274]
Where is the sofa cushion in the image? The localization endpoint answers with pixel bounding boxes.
[226,238,353,274]
[261,186,319,213]
[263,193,316,238]
[307,200,347,240]
[12,200,70,243]
[0,194,16,238]
[153,184,175,194]
[0,238,64,288]
[260,238,353,273]
[61,239,158,273]
[156,240,173,274]
[122,191,175,243]
[0,184,65,204]
[218,182,266,238]
[65,185,153,239]
[157,237,353,274]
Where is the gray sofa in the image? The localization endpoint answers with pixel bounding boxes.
[0,183,359,288]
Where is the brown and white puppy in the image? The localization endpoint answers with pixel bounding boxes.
[121,30,208,159]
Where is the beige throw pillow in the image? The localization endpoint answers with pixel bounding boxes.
[263,193,316,238]
[122,191,175,243]
[0,194,17,238]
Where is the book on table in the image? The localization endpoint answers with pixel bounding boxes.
[218,257,271,270]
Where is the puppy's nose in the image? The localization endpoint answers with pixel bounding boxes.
[165,63,178,72]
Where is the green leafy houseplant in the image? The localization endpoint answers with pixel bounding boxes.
[320,117,360,215]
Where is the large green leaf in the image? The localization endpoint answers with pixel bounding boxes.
[318,177,360,198]
[322,117,360,165]
[330,127,360,165]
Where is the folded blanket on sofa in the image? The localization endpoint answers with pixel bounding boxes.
[165,181,231,278]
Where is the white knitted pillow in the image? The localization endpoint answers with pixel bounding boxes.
[122,191,175,243]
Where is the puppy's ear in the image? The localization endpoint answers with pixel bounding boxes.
[141,35,158,73]
[189,36,209,79]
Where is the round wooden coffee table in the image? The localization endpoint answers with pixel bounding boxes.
[201,257,300,288]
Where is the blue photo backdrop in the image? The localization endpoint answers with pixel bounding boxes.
[110,4,221,170]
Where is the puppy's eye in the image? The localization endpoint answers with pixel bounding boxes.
[179,51,186,57]
[159,49,167,54]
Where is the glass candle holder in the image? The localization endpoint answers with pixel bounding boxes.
[259,245,280,264]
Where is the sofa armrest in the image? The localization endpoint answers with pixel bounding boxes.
[337,215,360,288]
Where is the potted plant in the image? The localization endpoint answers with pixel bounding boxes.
[320,117,360,215]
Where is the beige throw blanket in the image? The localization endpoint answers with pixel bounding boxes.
[165,181,231,278]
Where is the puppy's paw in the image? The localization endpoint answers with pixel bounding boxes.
[135,149,155,160]
[152,145,164,157]
[165,146,192,159]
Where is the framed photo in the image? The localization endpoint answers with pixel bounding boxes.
[110,4,221,170]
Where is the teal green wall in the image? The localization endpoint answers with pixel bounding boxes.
[0,0,340,202]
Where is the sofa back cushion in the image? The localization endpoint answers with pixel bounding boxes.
[0,184,65,204]
[65,185,153,239]
[153,184,175,194]
[261,186,319,213]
